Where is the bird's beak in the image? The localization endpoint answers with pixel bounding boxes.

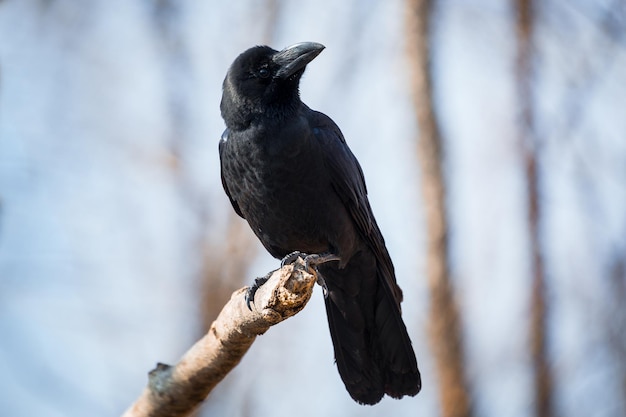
[273,42,325,79]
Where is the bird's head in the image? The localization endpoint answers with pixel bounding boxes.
[221,42,325,129]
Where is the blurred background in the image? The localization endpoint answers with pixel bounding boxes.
[0,0,625,416]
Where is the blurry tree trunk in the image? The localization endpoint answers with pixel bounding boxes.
[514,1,553,417]
[405,1,473,417]
[200,216,257,329]
[262,0,282,43]
[608,256,626,404]
[123,259,317,417]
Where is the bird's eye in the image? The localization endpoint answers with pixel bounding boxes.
[258,67,270,78]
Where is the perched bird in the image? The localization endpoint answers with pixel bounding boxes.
[218,42,421,405]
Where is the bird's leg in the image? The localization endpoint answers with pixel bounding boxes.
[245,270,275,310]
[302,252,341,272]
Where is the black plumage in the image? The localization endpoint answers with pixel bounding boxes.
[218,42,421,405]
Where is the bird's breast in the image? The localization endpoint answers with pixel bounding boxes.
[222,126,335,255]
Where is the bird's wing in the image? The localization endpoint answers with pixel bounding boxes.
[219,129,244,218]
[313,114,372,234]
[311,111,403,302]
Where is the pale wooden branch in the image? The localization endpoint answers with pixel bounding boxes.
[122,258,315,417]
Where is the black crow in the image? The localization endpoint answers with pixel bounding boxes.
[219,42,421,405]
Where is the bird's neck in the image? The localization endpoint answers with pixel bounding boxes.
[222,95,302,131]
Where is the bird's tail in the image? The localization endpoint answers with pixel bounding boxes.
[319,250,421,405]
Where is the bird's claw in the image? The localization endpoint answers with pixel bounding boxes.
[302,253,339,298]
[281,251,306,267]
[245,273,272,310]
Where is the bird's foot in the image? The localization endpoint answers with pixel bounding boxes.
[279,251,339,298]
[281,251,340,272]
[281,251,306,267]
[302,252,341,273]
[303,253,339,298]
[245,271,274,310]
[287,252,340,295]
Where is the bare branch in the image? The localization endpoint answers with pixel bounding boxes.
[122,258,316,417]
